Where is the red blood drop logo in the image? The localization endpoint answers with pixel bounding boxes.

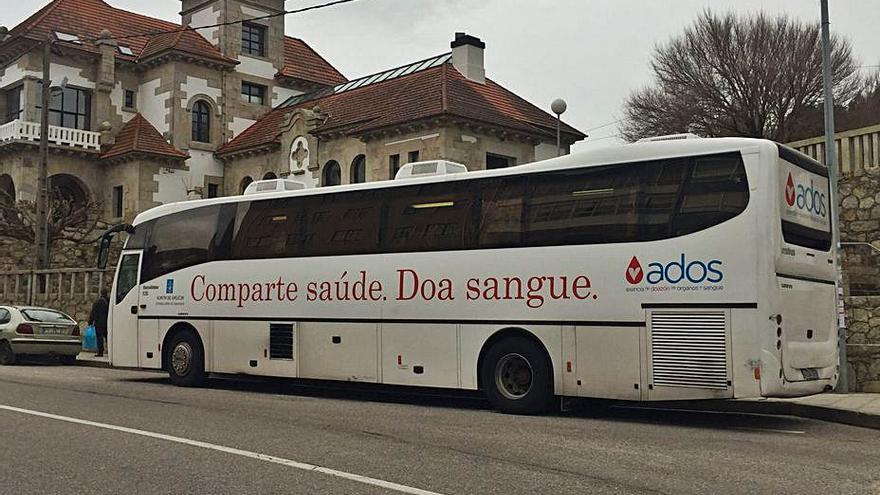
[625,256,643,285]
[785,173,796,207]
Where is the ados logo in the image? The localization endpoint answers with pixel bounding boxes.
[625,255,723,285]
[785,172,827,217]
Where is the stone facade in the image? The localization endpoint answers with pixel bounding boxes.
[224,120,564,195]
[791,126,880,392]
[845,296,880,392]
[837,168,880,391]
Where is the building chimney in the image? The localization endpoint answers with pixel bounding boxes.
[451,32,485,84]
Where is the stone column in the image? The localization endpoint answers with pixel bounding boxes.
[94,29,117,126]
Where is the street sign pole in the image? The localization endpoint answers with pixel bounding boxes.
[820,0,849,393]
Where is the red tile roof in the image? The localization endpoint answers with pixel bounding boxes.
[216,107,289,156]
[5,0,234,65]
[279,37,347,87]
[137,28,237,65]
[218,59,585,157]
[101,114,189,161]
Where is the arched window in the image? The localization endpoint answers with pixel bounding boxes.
[262,172,278,180]
[350,155,366,184]
[239,176,254,194]
[322,160,341,187]
[47,174,89,222]
[192,100,211,143]
[0,174,15,206]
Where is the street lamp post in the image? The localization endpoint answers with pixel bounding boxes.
[820,0,849,392]
[551,98,567,157]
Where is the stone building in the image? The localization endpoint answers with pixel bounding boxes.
[0,0,584,229]
[789,124,880,392]
[217,39,585,191]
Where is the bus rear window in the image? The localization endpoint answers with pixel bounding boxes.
[778,145,831,251]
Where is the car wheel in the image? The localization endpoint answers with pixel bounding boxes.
[480,336,554,414]
[167,330,206,387]
[0,341,16,366]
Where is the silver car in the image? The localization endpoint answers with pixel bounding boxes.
[0,306,82,365]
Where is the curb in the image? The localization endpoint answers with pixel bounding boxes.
[74,357,111,369]
[786,402,880,430]
[641,399,880,431]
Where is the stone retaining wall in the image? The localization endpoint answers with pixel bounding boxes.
[839,168,880,391]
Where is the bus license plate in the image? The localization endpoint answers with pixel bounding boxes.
[801,368,819,381]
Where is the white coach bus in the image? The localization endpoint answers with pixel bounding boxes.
[97,136,839,413]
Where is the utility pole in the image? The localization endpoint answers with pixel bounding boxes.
[33,37,51,276]
[820,0,849,393]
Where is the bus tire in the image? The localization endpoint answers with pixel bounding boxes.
[481,336,553,414]
[166,330,206,387]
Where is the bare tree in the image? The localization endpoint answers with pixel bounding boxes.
[0,197,104,248]
[621,10,862,142]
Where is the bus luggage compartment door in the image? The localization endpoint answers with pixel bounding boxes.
[777,277,837,382]
[646,310,733,400]
[574,325,642,401]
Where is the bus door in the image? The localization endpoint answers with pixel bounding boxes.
[110,250,142,368]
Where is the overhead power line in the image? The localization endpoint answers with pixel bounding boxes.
[78,0,361,43]
[583,119,624,133]
[584,133,622,143]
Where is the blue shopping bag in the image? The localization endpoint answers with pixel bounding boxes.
[82,324,97,352]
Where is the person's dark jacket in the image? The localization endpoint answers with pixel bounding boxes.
[89,296,109,331]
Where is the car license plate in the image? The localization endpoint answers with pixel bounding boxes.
[801,368,819,381]
[40,327,67,336]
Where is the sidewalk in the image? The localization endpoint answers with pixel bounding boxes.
[75,351,110,368]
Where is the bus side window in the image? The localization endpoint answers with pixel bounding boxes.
[523,164,640,246]
[383,182,478,253]
[141,206,222,282]
[673,154,748,236]
[474,176,526,249]
[232,199,303,260]
[302,190,382,257]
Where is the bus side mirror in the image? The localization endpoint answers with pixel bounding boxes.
[96,235,112,270]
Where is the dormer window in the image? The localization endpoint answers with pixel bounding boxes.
[54,32,81,44]
[241,22,266,57]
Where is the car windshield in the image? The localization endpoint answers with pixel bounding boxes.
[21,309,74,324]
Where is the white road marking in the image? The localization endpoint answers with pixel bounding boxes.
[0,404,444,495]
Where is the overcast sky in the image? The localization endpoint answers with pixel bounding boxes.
[4,0,879,150]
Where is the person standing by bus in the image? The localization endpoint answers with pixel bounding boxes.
[89,289,109,357]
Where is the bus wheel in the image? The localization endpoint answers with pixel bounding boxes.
[0,341,16,366]
[481,336,553,414]
[167,330,206,387]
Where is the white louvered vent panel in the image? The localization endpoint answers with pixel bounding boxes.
[651,312,728,389]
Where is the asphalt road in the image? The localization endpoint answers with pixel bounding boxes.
[0,362,878,495]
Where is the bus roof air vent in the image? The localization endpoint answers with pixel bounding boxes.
[394,160,468,180]
[636,133,702,143]
[243,179,306,195]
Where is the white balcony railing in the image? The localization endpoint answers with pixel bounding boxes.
[0,119,101,151]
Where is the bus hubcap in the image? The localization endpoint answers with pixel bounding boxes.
[495,353,533,400]
[171,342,193,376]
